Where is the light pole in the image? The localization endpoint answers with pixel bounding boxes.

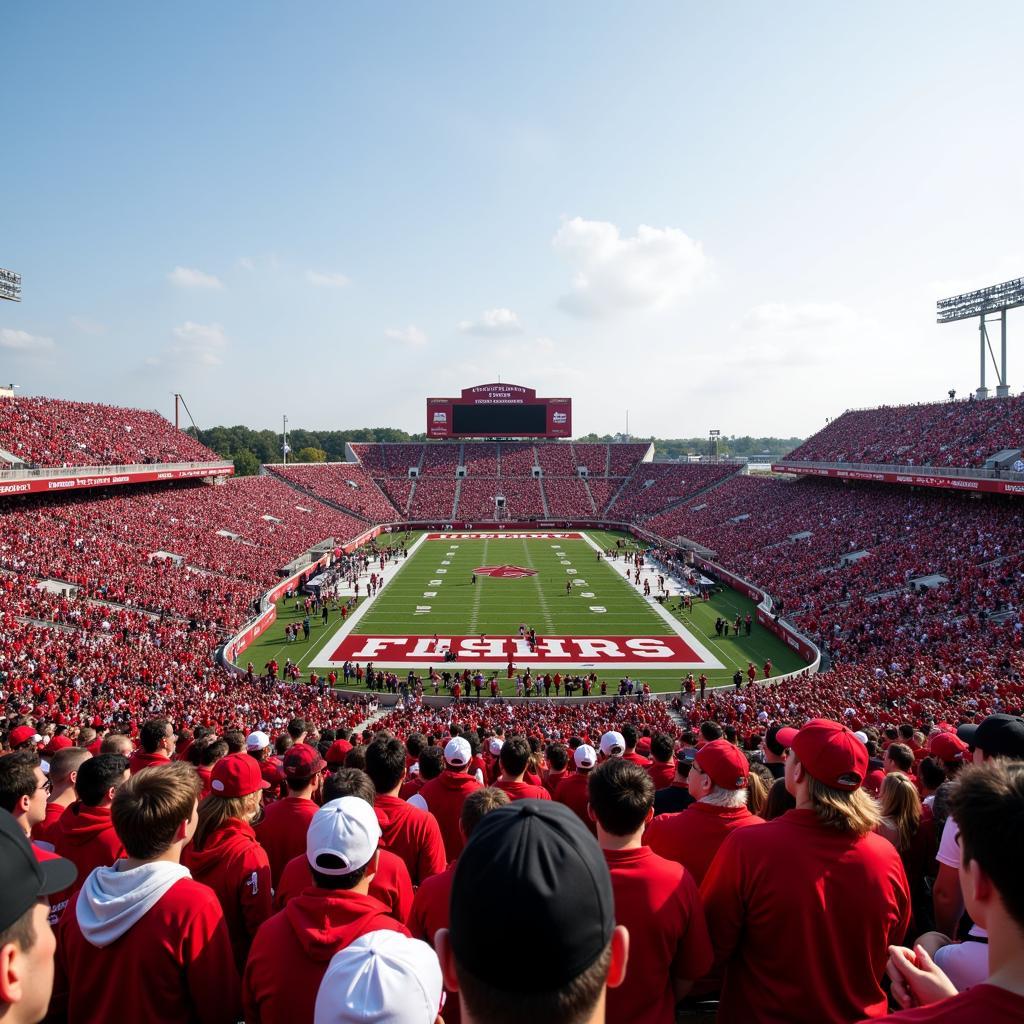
[282,415,289,464]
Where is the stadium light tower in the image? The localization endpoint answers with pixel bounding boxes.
[0,267,21,302]
[937,276,1024,399]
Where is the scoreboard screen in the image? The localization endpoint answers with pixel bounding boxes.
[427,382,571,439]
[452,403,547,435]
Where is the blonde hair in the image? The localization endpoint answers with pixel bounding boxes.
[806,774,880,836]
[192,789,262,850]
[878,771,921,852]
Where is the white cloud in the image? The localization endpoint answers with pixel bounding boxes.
[458,308,524,336]
[0,328,54,351]
[385,325,428,346]
[552,217,711,317]
[150,321,228,368]
[70,316,106,336]
[740,302,857,333]
[167,266,224,290]
[306,270,351,289]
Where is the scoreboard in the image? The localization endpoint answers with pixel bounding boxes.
[427,383,572,439]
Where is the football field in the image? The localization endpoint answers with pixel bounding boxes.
[242,529,809,693]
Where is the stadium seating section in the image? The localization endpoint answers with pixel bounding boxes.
[783,393,1024,468]
[0,396,220,468]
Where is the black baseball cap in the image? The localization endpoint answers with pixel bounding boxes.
[450,800,614,992]
[0,808,77,932]
[958,714,1024,760]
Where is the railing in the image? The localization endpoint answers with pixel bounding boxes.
[0,460,233,480]
[773,459,1024,482]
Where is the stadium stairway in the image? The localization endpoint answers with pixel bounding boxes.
[539,476,551,517]
[603,475,634,516]
[450,477,462,519]
[405,477,418,516]
[629,464,746,523]
[263,466,378,524]
[581,477,598,514]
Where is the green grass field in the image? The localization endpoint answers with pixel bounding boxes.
[237,529,806,694]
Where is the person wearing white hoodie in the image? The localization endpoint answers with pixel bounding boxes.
[49,762,241,1024]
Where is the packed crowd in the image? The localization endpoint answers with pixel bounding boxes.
[783,394,1024,468]
[0,396,220,469]
[3,707,1023,1023]
[266,464,400,523]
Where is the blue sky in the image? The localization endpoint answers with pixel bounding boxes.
[3,2,1023,438]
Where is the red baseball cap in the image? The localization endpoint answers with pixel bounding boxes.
[210,753,271,798]
[284,743,327,780]
[9,725,40,748]
[776,719,868,792]
[44,735,73,753]
[325,739,353,768]
[929,732,968,763]
[694,740,749,790]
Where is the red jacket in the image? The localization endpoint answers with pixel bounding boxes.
[182,818,272,971]
[254,796,318,888]
[413,771,482,860]
[646,801,765,885]
[701,808,911,1023]
[373,794,447,885]
[554,772,596,835]
[52,878,241,1024]
[645,761,676,790]
[494,778,552,801]
[409,863,461,1024]
[243,888,409,1024]
[127,750,171,775]
[273,849,413,924]
[52,803,123,908]
[32,800,67,849]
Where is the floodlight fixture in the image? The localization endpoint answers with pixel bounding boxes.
[0,268,21,302]
[937,275,1024,399]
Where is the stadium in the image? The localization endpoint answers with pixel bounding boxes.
[5,7,1024,1024]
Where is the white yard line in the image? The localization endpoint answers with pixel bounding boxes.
[468,540,488,632]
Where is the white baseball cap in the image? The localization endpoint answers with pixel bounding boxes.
[314,930,443,1024]
[487,737,503,756]
[444,737,472,767]
[574,744,597,769]
[306,797,381,876]
[599,731,625,758]
[246,730,271,751]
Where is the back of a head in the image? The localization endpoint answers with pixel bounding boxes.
[650,733,674,764]
[588,758,654,836]
[699,721,724,743]
[546,743,568,773]
[48,745,92,783]
[99,733,132,757]
[139,718,171,755]
[460,786,510,840]
[364,738,405,794]
[949,759,1024,930]
[886,743,915,773]
[112,761,201,860]
[76,754,130,807]
[621,724,638,750]
[288,717,307,741]
[499,736,530,778]
[323,768,376,806]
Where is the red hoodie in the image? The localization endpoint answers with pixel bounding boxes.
[127,750,171,775]
[373,794,447,884]
[494,778,552,801]
[243,888,409,1024]
[413,771,482,860]
[255,795,319,888]
[32,800,67,848]
[554,772,596,835]
[52,803,124,911]
[273,848,412,923]
[182,818,272,971]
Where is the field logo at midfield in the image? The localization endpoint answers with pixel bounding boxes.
[473,565,537,579]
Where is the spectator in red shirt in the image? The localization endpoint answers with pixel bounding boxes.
[620,725,650,767]
[644,733,676,790]
[407,738,481,861]
[274,768,414,924]
[363,738,446,885]
[181,752,272,971]
[645,739,764,885]
[435,799,629,1024]
[588,758,713,1023]
[409,787,510,1024]
[0,807,76,1024]
[51,761,241,1023]
[33,748,91,851]
[700,718,911,1023]
[555,744,598,835]
[243,796,409,1024]
[493,736,552,802]
[0,753,50,850]
[255,743,325,889]
[51,754,129,914]
[127,719,175,775]
[541,742,570,796]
